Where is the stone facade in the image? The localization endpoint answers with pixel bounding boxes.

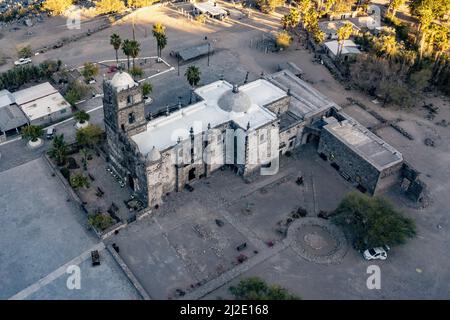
[103,71,405,209]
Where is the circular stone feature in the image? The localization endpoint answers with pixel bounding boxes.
[27,138,43,149]
[75,121,89,129]
[287,217,348,264]
[304,232,328,250]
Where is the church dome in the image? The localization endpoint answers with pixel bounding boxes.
[110,71,137,91]
[146,146,161,163]
[217,85,252,114]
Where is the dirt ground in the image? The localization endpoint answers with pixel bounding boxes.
[1,1,449,299]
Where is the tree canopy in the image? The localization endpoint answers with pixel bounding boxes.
[42,0,73,16]
[185,65,201,87]
[230,277,300,300]
[95,0,126,15]
[331,192,417,250]
[76,124,103,148]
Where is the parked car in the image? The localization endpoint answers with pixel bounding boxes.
[363,245,390,261]
[46,127,55,140]
[14,57,32,66]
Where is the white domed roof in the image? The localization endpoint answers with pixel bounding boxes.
[217,87,252,114]
[110,71,137,91]
[146,146,161,163]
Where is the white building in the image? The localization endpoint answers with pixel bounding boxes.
[12,82,72,126]
[324,39,361,61]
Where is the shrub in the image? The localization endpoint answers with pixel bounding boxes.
[60,167,71,180]
[70,173,90,189]
[88,213,115,231]
[130,66,144,78]
[276,31,292,50]
[67,157,80,169]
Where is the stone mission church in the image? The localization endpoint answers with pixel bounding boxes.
[103,70,405,208]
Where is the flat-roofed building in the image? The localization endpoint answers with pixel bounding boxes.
[13,82,72,126]
[324,39,361,61]
[0,90,28,140]
[318,114,403,195]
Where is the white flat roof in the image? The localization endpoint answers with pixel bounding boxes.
[131,79,283,155]
[19,92,70,122]
[13,82,58,106]
[325,40,361,56]
[194,2,227,16]
[323,118,403,170]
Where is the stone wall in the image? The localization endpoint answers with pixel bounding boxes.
[318,128,381,194]
[279,123,304,155]
[400,162,429,204]
[264,96,290,115]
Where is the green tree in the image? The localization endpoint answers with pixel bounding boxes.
[48,134,68,166]
[127,0,157,8]
[127,39,140,68]
[230,277,300,300]
[336,22,354,57]
[17,45,32,59]
[42,0,73,16]
[387,0,406,18]
[282,8,300,29]
[74,110,90,124]
[373,34,399,61]
[21,125,43,142]
[81,62,99,82]
[256,0,284,14]
[152,23,167,58]
[185,65,201,88]
[70,173,90,189]
[76,124,103,148]
[121,39,133,70]
[409,67,432,92]
[95,0,126,15]
[142,81,152,97]
[331,192,416,250]
[88,213,114,231]
[110,33,122,66]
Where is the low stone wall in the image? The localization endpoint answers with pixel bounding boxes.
[107,244,151,300]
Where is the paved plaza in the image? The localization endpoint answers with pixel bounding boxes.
[0,158,140,299]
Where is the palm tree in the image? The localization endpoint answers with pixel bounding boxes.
[185,65,201,103]
[337,22,354,57]
[110,33,122,66]
[74,110,90,125]
[22,125,43,142]
[152,23,165,58]
[128,39,141,68]
[185,65,201,87]
[157,33,167,58]
[122,39,132,70]
[142,82,152,98]
[48,134,68,166]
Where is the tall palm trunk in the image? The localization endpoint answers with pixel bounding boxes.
[115,49,119,66]
[127,56,130,70]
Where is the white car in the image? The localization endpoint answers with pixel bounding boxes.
[363,245,390,261]
[14,58,32,66]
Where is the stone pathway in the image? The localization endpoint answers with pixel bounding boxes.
[182,217,348,300]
